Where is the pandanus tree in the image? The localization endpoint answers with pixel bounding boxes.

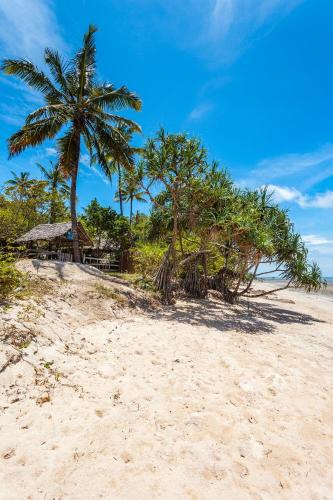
[148,162,235,299]
[37,161,70,223]
[208,188,326,303]
[141,142,325,303]
[1,25,142,262]
[140,128,208,302]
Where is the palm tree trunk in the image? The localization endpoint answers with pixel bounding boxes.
[50,185,56,224]
[130,195,133,225]
[117,163,123,216]
[70,131,81,263]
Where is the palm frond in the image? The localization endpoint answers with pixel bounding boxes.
[88,84,142,112]
[75,25,98,100]
[44,48,73,99]
[36,162,51,180]
[8,118,64,157]
[1,59,60,97]
[25,104,71,124]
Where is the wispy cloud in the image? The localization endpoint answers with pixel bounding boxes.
[80,154,110,185]
[0,0,66,63]
[0,0,67,126]
[253,144,333,187]
[80,154,91,168]
[0,100,39,127]
[126,0,303,64]
[206,0,304,62]
[302,235,333,246]
[266,184,333,209]
[45,147,57,157]
[188,102,214,121]
[239,144,333,194]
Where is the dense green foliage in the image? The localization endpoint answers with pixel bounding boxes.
[0,173,68,242]
[1,25,141,262]
[82,198,131,250]
[0,25,325,306]
[134,128,326,303]
[0,251,25,301]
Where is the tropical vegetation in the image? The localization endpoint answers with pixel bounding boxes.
[0,25,325,304]
[1,25,141,262]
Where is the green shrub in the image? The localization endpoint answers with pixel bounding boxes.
[133,242,167,278]
[0,252,24,301]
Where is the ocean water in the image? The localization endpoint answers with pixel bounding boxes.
[261,277,333,298]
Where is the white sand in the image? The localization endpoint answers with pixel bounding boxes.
[1,261,333,499]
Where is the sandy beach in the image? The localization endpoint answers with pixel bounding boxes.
[1,261,333,499]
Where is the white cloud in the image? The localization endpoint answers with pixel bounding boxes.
[266,184,302,203]
[80,154,110,185]
[206,0,304,62]
[302,235,333,246]
[266,184,333,209]
[80,154,91,167]
[301,191,333,209]
[188,102,214,121]
[126,0,303,64]
[0,0,66,124]
[250,144,333,187]
[91,166,110,185]
[0,0,66,63]
[45,147,57,157]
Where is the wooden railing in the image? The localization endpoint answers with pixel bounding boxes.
[82,255,120,271]
[27,250,72,262]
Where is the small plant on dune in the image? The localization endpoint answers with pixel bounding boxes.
[94,283,128,306]
[0,251,25,302]
[1,323,36,349]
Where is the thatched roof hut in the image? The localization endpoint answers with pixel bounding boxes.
[16,222,92,247]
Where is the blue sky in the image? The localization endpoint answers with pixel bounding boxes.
[0,0,332,274]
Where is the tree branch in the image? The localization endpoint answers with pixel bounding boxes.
[243,279,292,298]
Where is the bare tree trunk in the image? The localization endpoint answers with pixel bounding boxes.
[154,245,174,303]
[70,132,81,263]
[183,258,206,298]
[117,163,124,216]
[154,191,179,304]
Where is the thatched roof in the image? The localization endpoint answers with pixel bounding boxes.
[16,222,93,246]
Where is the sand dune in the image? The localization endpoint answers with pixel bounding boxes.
[1,261,333,499]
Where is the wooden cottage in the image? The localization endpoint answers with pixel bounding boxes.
[15,222,92,261]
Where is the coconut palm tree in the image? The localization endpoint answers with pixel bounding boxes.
[119,168,146,224]
[1,25,142,262]
[4,171,34,200]
[37,161,70,223]
[105,124,142,216]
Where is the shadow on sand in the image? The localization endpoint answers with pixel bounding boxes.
[38,260,325,336]
[147,297,325,335]
[50,261,130,286]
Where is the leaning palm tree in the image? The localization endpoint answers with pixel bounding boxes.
[37,161,70,223]
[1,25,142,262]
[4,171,33,201]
